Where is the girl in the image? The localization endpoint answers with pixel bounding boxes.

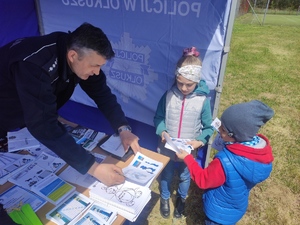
[154,47,214,218]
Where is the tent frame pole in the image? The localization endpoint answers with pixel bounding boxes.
[205,0,238,168]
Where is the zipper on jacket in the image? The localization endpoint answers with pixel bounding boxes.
[178,96,185,138]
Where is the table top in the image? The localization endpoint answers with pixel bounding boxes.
[0,118,169,225]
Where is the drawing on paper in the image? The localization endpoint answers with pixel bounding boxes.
[101,185,142,207]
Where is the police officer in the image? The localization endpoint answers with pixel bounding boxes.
[0,22,141,186]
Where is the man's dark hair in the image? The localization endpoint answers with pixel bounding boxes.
[67,22,115,59]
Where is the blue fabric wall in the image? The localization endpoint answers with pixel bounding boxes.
[0,0,39,47]
[58,100,158,151]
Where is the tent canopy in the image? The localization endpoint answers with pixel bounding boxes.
[0,0,237,163]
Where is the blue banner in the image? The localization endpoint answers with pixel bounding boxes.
[37,0,232,125]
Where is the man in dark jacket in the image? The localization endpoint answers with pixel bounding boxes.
[0,22,141,186]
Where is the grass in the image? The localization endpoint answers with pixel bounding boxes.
[134,14,300,225]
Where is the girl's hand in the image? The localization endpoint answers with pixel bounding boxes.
[176,149,189,160]
[161,131,169,142]
[187,140,204,149]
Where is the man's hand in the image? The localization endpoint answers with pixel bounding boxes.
[176,149,189,160]
[119,130,141,154]
[88,162,125,186]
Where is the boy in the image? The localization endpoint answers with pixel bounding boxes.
[176,100,274,224]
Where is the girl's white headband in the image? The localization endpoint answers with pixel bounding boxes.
[176,65,202,83]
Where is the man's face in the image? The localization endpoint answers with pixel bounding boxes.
[67,49,106,80]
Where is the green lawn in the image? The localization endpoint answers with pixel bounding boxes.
[145,13,300,225]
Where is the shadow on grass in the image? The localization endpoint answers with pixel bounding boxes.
[185,181,206,225]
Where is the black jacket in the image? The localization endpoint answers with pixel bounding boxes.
[0,32,129,174]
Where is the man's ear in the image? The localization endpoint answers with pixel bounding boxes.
[67,50,77,63]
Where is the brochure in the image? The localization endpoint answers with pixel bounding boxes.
[31,173,76,206]
[122,152,163,187]
[69,202,117,225]
[46,192,93,225]
[0,185,46,213]
[163,133,194,154]
[69,126,105,151]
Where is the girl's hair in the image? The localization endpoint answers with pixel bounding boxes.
[176,47,202,68]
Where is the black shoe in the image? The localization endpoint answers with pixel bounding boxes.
[174,197,186,218]
[160,197,170,218]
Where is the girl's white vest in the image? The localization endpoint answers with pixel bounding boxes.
[165,86,206,139]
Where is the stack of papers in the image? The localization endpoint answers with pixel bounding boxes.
[89,181,151,222]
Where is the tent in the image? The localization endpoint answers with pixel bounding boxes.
[0,0,238,167]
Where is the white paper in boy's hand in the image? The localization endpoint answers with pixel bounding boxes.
[211,117,222,131]
[163,133,193,154]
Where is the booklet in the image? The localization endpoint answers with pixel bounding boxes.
[31,173,76,206]
[89,180,151,222]
[163,133,194,154]
[46,192,93,225]
[122,152,163,187]
[0,185,47,213]
[69,202,117,225]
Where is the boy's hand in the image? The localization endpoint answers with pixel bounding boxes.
[176,149,189,160]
